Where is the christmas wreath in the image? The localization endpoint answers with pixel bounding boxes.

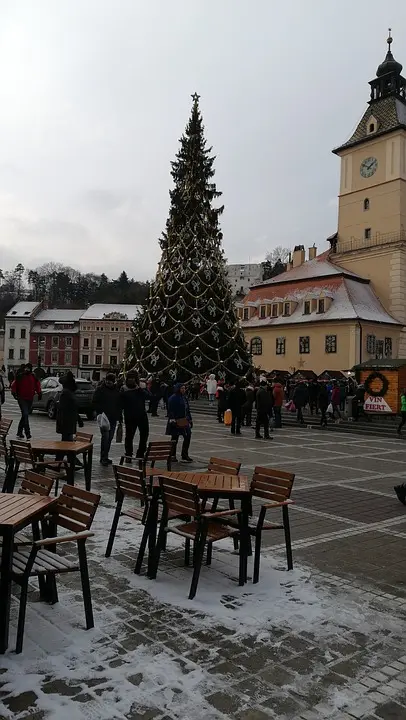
[364,371,389,397]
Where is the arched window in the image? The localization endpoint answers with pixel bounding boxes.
[363,198,370,211]
[250,337,263,356]
[369,123,375,133]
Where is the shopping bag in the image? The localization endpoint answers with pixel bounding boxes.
[96,412,110,431]
[224,409,232,426]
[327,403,333,415]
[116,423,123,443]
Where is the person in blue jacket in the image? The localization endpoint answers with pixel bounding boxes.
[166,383,193,463]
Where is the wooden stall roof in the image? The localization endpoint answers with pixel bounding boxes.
[352,359,406,371]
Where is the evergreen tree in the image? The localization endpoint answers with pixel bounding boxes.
[128,93,250,382]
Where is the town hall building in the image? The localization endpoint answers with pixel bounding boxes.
[240,32,406,374]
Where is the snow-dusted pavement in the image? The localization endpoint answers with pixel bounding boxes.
[1,399,406,720]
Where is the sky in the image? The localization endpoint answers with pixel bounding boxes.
[0,0,406,282]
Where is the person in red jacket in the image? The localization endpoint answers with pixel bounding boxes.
[272,380,284,428]
[11,363,41,439]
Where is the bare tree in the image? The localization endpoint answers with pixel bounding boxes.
[265,246,290,264]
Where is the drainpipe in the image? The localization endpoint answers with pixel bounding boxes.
[357,321,363,365]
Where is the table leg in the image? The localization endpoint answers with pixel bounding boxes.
[67,452,75,486]
[2,457,15,493]
[84,447,92,491]
[0,529,14,653]
[240,497,250,585]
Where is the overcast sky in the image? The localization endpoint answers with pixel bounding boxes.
[0,1,405,281]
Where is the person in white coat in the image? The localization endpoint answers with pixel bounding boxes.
[206,374,217,404]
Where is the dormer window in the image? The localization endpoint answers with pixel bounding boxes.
[259,305,267,319]
[283,302,290,316]
[318,299,325,314]
[303,301,311,315]
[366,115,378,135]
[271,304,278,318]
[369,123,375,133]
[243,307,249,321]
[363,198,370,211]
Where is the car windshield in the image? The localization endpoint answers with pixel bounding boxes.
[76,381,93,390]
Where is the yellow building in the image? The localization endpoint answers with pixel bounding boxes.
[240,32,406,373]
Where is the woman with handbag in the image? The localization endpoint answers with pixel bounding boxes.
[166,383,193,463]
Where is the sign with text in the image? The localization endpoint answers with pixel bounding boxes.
[363,395,392,413]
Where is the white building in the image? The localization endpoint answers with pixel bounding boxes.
[227,263,263,296]
[4,301,42,371]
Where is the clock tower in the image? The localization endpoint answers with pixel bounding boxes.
[332,31,406,352]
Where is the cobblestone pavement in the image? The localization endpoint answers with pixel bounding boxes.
[2,398,406,719]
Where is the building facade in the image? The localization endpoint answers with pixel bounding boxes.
[227,264,263,296]
[240,33,406,374]
[29,309,82,374]
[4,301,42,371]
[79,304,141,380]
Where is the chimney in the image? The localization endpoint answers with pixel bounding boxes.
[308,245,317,261]
[292,245,305,268]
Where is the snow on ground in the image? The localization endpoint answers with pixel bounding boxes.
[1,507,405,719]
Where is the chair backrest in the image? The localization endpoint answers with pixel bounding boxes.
[19,470,54,496]
[251,466,295,504]
[10,440,34,467]
[143,441,174,470]
[113,464,148,505]
[0,433,9,461]
[0,418,12,437]
[208,457,241,476]
[159,476,200,518]
[55,484,101,533]
[75,431,93,443]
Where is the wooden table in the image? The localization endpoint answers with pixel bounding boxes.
[31,440,93,490]
[0,494,58,653]
[137,472,251,584]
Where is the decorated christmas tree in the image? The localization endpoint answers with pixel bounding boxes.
[128,93,251,382]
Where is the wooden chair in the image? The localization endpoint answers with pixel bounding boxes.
[0,419,12,479]
[225,467,295,584]
[7,440,67,495]
[155,476,242,599]
[11,484,101,653]
[0,418,12,436]
[119,441,174,488]
[105,465,149,559]
[19,470,55,496]
[72,431,94,470]
[207,458,241,549]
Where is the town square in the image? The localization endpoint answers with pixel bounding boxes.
[3,1,406,719]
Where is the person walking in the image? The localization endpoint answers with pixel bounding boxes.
[166,383,193,462]
[318,383,329,428]
[120,371,150,461]
[56,371,84,442]
[255,381,273,439]
[228,380,246,435]
[11,363,41,440]
[293,381,308,426]
[272,379,284,428]
[149,376,161,417]
[331,382,341,421]
[398,388,406,436]
[242,383,255,427]
[0,370,5,420]
[206,374,217,405]
[308,379,320,416]
[216,381,227,423]
[93,372,122,466]
[339,382,347,412]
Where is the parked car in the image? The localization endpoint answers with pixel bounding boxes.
[32,377,95,420]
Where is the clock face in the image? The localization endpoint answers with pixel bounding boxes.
[360,157,378,178]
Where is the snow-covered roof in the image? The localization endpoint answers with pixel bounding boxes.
[6,301,41,318]
[242,276,400,327]
[80,303,141,320]
[31,324,80,335]
[35,309,84,322]
[251,251,361,288]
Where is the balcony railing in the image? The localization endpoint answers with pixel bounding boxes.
[335,230,406,255]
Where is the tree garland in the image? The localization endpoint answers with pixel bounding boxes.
[364,371,389,397]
